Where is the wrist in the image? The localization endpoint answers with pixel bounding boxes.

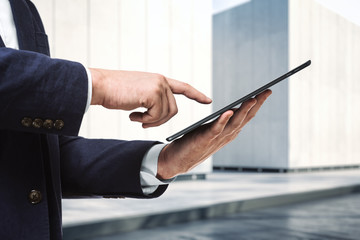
[157,144,179,180]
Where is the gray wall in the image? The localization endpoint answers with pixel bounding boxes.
[213,0,289,169]
[213,0,360,170]
[288,0,360,168]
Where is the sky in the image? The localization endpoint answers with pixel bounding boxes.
[213,0,360,26]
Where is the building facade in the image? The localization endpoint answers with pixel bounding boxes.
[213,0,360,171]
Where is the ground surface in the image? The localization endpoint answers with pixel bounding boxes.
[90,193,360,240]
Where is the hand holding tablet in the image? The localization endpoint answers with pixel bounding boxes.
[158,87,273,179]
[166,60,311,141]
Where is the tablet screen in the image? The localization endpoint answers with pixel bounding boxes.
[166,60,311,142]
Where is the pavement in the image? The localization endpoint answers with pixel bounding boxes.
[90,192,360,240]
[62,169,360,240]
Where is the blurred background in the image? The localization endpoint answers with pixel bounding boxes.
[32,0,360,175]
[30,0,360,239]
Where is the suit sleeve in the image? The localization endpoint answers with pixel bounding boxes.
[0,48,168,199]
[0,47,88,136]
[59,136,168,198]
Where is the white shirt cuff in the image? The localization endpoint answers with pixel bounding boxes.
[140,143,175,195]
[84,67,92,113]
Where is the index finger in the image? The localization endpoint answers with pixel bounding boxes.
[166,78,212,104]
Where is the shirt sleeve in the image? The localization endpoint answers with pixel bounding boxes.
[84,67,92,113]
[140,143,175,195]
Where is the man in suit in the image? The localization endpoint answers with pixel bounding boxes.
[0,0,271,239]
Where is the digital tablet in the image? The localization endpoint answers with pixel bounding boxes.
[166,60,311,142]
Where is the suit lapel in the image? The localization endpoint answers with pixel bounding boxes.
[9,0,36,51]
[0,35,5,47]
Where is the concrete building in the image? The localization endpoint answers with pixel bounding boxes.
[213,0,360,171]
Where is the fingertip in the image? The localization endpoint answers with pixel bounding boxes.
[198,96,212,104]
[215,111,230,125]
[255,90,272,103]
[227,110,234,117]
[222,110,234,121]
[263,89,272,98]
[129,113,136,121]
[210,110,233,136]
[265,89,272,96]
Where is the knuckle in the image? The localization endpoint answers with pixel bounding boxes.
[151,76,168,94]
[182,82,191,89]
[179,82,191,94]
[154,86,163,95]
[156,73,166,79]
[154,73,166,83]
[148,84,163,96]
[140,97,149,107]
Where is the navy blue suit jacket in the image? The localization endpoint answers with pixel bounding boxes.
[0,1,167,239]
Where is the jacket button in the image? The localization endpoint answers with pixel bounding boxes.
[32,118,43,128]
[54,120,64,130]
[43,119,53,129]
[21,117,32,127]
[28,190,42,204]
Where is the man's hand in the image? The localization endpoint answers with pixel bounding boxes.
[90,68,212,128]
[157,90,272,180]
